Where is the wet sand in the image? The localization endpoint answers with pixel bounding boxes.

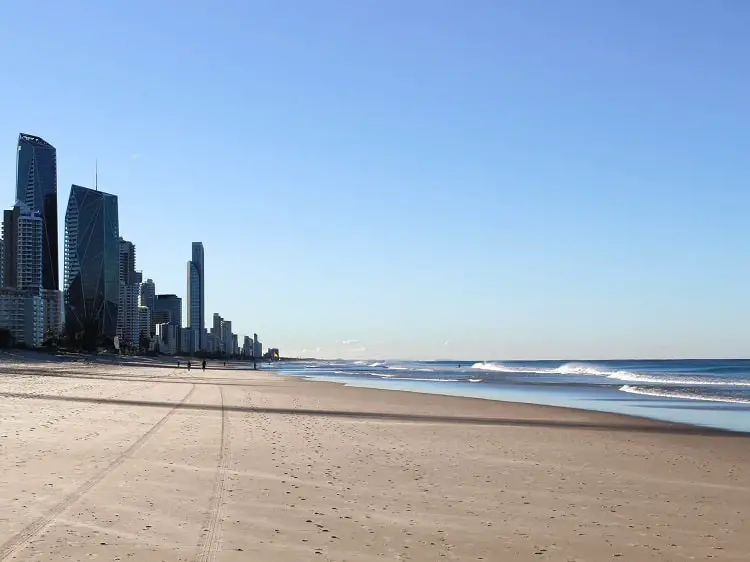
[0,358,748,561]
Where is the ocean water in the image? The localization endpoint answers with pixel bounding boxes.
[275,359,750,433]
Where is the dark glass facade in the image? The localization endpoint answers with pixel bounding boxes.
[64,185,120,339]
[154,294,182,329]
[16,133,59,290]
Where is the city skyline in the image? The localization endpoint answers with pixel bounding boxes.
[0,133,270,356]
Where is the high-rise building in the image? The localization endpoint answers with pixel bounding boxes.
[221,319,232,355]
[3,202,43,292]
[186,242,204,350]
[41,289,62,336]
[155,323,177,355]
[154,294,182,329]
[212,312,223,353]
[117,238,141,344]
[64,185,120,339]
[139,278,155,335]
[0,201,45,346]
[119,239,137,284]
[253,332,260,359]
[0,289,44,347]
[16,134,58,291]
[138,306,151,342]
[180,327,199,354]
[3,201,62,336]
[140,278,155,310]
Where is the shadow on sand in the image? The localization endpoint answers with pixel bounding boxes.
[1,390,747,438]
[0,367,276,387]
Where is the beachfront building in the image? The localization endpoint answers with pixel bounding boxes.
[117,238,142,345]
[205,331,219,354]
[138,306,151,342]
[155,322,177,355]
[155,294,181,329]
[254,337,262,359]
[0,201,45,346]
[243,335,252,356]
[211,313,223,354]
[0,288,44,346]
[139,278,155,334]
[64,185,120,340]
[3,201,43,293]
[221,319,232,355]
[41,289,62,335]
[180,326,199,354]
[117,284,140,345]
[16,133,59,294]
[186,242,204,350]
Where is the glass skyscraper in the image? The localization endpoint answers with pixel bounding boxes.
[16,133,59,290]
[186,242,204,349]
[63,185,120,339]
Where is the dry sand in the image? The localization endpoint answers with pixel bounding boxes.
[0,357,748,561]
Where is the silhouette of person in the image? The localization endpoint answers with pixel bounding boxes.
[187,360,191,371]
[202,359,206,371]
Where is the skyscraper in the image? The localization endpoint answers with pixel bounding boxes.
[186,242,204,349]
[117,238,141,344]
[140,278,155,310]
[64,185,120,339]
[3,202,43,292]
[139,278,155,335]
[16,134,58,291]
[0,201,45,346]
[119,239,137,285]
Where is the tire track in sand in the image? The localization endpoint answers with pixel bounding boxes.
[196,385,230,561]
[0,383,197,561]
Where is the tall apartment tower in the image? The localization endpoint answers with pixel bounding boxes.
[64,185,120,339]
[186,242,204,350]
[117,238,141,344]
[139,278,156,335]
[3,202,43,292]
[16,134,58,291]
[0,201,45,346]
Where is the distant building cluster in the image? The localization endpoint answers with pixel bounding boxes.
[0,133,278,360]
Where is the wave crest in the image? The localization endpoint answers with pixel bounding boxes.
[619,385,750,404]
[472,361,750,387]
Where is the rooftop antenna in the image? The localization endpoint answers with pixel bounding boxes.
[95,159,98,191]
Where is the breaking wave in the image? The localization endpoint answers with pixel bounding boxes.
[619,385,750,405]
[472,362,750,387]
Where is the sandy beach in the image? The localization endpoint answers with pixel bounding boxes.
[0,358,748,561]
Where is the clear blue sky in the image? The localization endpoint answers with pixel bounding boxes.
[1,1,748,360]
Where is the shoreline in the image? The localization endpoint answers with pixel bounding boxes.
[281,369,750,435]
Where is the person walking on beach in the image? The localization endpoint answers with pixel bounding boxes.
[187,360,191,371]
[177,359,180,368]
[202,359,206,371]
